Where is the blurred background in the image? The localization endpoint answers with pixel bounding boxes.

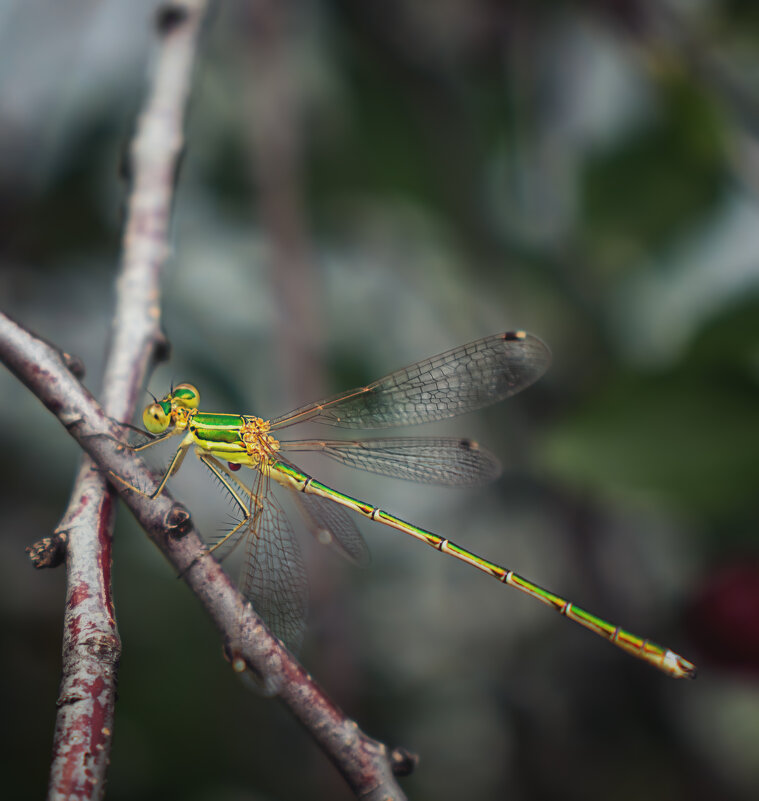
[2,1,759,799]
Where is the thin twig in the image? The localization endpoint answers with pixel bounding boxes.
[1,311,410,800]
[39,3,209,799]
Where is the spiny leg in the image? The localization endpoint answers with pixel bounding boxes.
[108,432,191,499]
[174,456,263,583]
[197,455,266,557]
[198,458,309,654]
[132,429,181,453]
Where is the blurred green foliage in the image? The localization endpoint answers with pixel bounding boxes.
[544,294,759,521]
[583,76,724,267]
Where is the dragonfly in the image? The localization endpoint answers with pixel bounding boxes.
[126,330,695,679]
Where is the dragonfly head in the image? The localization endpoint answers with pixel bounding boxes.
[143,382,200,434]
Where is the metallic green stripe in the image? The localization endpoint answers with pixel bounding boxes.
[272,461,308,483]
[310,479,375,515]
[374,510,439,544]
[569,606,618,637]
[193,413,245,428]
[445,541,503,574]
[191,414,245,445]
[193,427,242,444]
[507,573,564,608]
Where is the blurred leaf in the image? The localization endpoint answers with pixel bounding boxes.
[720,1,759,35]
[681,292,759,379]
[582,75,723,270]
[0,124,117,267]
[540,369,759,518]
[308,46,437,214]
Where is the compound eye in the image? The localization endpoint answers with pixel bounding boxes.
[173,383,199,409]
[143,401,171,434]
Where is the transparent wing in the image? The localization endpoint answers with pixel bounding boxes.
[270,331,550,430]
[281,437,501,486]
[292,491,370,567]
[239,486,309,655]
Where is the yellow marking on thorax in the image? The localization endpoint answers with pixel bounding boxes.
[240,416,280,466]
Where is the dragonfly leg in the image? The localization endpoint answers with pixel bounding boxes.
[132,429,181,453]
[197,455,265,556]
[91,425,178,453]
[108,435,191,499]
[175,456,263,582]
[90,425,178,490]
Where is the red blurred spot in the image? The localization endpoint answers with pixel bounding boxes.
[228,463,241,471]
[686,560,759,676]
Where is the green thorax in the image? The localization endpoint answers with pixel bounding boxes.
[189,413,246,445]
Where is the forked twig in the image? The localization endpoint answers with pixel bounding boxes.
[10,1,411,796]
[33,2,210,799]
[1,312,410,799]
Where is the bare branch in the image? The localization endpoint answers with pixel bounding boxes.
[37,3,210,798]
[1,311,410,800]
